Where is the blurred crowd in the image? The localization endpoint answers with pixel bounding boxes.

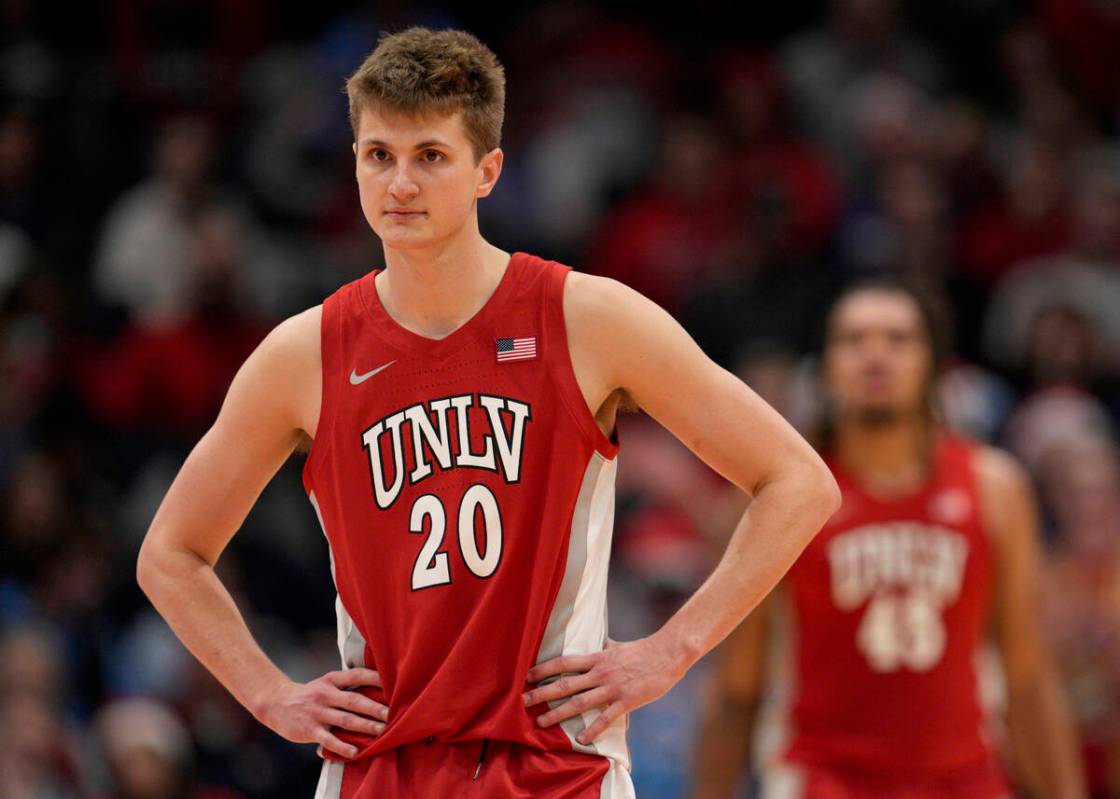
[2,1,1119,797]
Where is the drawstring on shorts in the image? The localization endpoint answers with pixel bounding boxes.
[472,738,490,780]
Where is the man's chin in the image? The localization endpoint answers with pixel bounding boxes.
[851,403,903,426]
[379,232,439,252]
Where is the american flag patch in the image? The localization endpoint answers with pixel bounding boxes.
[496,336,537,362]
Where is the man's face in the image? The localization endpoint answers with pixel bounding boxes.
[352,104,502,251]
[823,290,932,424]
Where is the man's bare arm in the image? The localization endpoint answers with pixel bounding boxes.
[979,446,1086,799]
[136,307,386,759]
[523,274,840,743]
[691,583,772,799]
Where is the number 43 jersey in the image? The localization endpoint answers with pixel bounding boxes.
[781,430,1006,785]
[301,252,628,769]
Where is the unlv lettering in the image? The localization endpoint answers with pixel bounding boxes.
[361,392,532,510]
[827,522,968,611]
[827,522,969,672]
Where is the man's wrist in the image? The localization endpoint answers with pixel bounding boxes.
[650,621,706,675]
[246,670,291,724]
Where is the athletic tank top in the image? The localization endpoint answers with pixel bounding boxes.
[781,431,1007,783]
[301,252,629,774]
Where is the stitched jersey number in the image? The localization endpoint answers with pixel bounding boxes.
[856,592,946,672]
[409,495,450,589]
[410,484,503,590]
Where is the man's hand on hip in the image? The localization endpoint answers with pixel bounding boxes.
[255,668,388,759]
[522,637,686,745]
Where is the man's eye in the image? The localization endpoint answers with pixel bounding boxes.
[424,150,441,162]
[371,149,388,160]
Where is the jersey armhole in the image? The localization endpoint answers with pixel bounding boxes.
[302,294,340,493]
[545,264,621,460]
[959,437,998,557]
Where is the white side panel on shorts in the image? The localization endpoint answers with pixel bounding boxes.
[752,582,805,799]
[758,762,806,799]
[599,755,637,799]
[754,584,796,773]
[314,760,345,799]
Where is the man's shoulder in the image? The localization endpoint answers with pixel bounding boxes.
[519,251,648,320]
[246,304,323,389]
[560,269,648,328]
[250,305,324,444]
[969,439,1035,547]
[970,441,1030,497]
[267,304,323,357]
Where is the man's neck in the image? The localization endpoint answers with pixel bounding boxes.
[378,231,510,339]
[833,414,935,497]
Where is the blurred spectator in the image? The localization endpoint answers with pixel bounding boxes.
[678,184,835,368]
[781,0,945,191]
[92,696,243,799]
[709,49,842,261]
[92,111,223,326]
[958,135,1070,287]
[936,358,1016,442]
[996,19,1099,160]
[0,106,49,239]
[92,112,300,328]
[2,448,73,587]
[1037,436,1120,798]
[982,146,1120,387]
[1038,0,1120,119]
[0,625,89,799]
[839,156,951,276]
[1003,386,1114,478]
[0,220,35,299]
[106,0,265,114]
[0,1,61,105]
[583,111,738,319]
[83,204,271,438]
[239,46,350,227]
[926,97,1000,217]
[521,10,667,258]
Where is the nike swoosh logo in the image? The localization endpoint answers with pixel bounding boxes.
[350,359,396,385]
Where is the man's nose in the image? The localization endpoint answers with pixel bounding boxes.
[388,163,419,198]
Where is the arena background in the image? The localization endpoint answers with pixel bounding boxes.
[2,0,1119,797]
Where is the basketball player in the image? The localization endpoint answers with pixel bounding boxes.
[136,26,841,798]
[691,277,1086,799]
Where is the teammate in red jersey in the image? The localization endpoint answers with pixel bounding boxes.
[136,26,841,799]
[691,277,1086,799]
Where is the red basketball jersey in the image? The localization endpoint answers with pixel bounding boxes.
[780,431,1010,790]
[301,252,630,795]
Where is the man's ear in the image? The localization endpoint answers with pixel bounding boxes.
[352,141,358,157]
[476,147,504,199]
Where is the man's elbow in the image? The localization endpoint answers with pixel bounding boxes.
[820,464,843,517]
[135,531,179,599]
[136,536,158,597]
[748,449,840,526]
[799,454,842,523]
[136,528,214,598]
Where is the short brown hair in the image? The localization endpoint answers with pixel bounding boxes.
[344,26,506,165]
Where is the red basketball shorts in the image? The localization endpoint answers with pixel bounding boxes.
[315,737,635,798]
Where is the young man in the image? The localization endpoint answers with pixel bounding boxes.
[691,277,1086,799]
[136,27,840,798]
